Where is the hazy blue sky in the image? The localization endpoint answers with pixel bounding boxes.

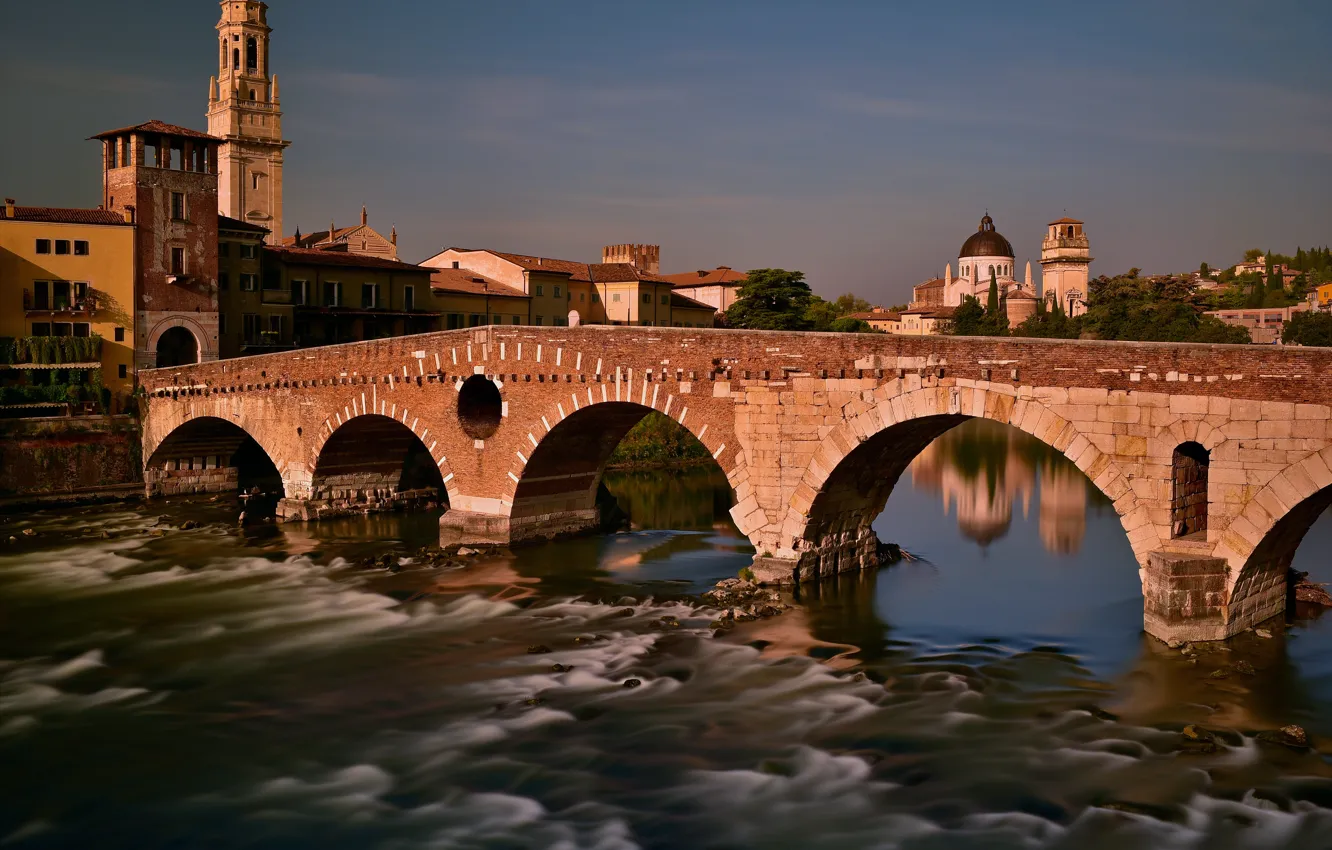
[2,1,1329,304]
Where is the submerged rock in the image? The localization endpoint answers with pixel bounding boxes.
[1256,725,1310,750]
[1291,569,1332,607]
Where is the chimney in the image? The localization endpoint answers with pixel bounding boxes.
[329,220,335,242]
[3,198,14,218]
[123,204,136,225]
[361,205,368,227]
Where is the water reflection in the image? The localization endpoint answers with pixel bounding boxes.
[909,418,1095,554]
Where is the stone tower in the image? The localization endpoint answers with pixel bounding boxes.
[208,0,289,244]
[1040,217,1092,317]
[602,244,660,275]
[95,120,223,370]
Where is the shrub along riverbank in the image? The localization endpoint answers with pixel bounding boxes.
[607,412,712,469]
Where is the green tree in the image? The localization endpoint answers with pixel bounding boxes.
[1199,262,1210,277]
[803,296,839,331]
[1282,311,1332,347]
[1192,315,1252,344]
[1243,248,1264,263]
[949,296,985,336]
[724,268,814,330]
[832,293,872,315]
[976,269,1008,336]
[829,316,875,333]
[1012,297,1081,339]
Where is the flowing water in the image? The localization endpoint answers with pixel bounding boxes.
[3,420,1332,848]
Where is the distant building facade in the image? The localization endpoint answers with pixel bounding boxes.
[659,265,747,314]
[1205,305,1311,344]
[283,206,398,260]
[1040,217,1092,317]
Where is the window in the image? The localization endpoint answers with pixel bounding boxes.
[118,364,127,379]
[240,244,257,259]
[219,242,230,257]
[52,280,70,309]
[55,240,71,255]
[268,314,284,334]
[591,292,600,303]
[114,327,125,342]
[447,313,463,330]
[612,293,621,303]
[171,192,186,221]
[452,261,460,269]
[361,282,379,309]
[580,293,585,302]
[293,280,310,305]
[240,273,257,291]
[642,293,651,304]
[403,285,414,311]
[660,294,669,305]
[242,313,261,343]
[492,315,502,325]
[988,265,994,276]
[35,239,50,254]
[534,315,544,326]
[641,320,652,327]
[74,240,89,256]
[1171,442,1210,537]
[469,314,483,327]
[218,313,227,333]
[33,280,49,309]
[73,322,90,337]
[511,316,520,325]
[534,285,544,296]
[246,36,257,71]
[51,323,72,337]
[324,282,342,307]
[219,272,230,291]
[31,323,50,336]
[553,285,561,298]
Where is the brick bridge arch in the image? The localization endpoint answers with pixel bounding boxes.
[138,326,1332,643]
[143,408,293,498]
[759,385,1156,584]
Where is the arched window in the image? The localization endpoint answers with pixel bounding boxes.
[221,39,227,69]
[1067,226,1075,237]
[988,265,994,276]
[249,88,256,100]
[233,48,240,70]
[1171,442,1210,537]
[246,37,257,71]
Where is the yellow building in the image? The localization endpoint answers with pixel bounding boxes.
[218,215,290,357]
[428,268,530,328]
[0,200,137,411]
[897,305,955,336]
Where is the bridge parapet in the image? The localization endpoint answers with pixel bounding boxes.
[141,327,1332,643]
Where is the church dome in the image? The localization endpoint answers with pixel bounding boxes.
[959,214,1015,259]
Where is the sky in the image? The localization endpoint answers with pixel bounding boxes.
[2,0,1330,305]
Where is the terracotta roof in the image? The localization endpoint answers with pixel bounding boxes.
[588,262,672,284]
[848,311,901,321]
[429,268,528,299]
[91,119,220,141]
[0,205,129,226]
[263,246,428,273]
[1006,288,1037,300]
[914,277,946,290]
[218,215,270,234]
[1048,217,1083,225]
[283,224,386,249]
[660,266,748,287]
[900,305,957,318]
[487,250,587,280]
[670,292,716,311]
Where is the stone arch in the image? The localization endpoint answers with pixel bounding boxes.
[1220,446,1332,629]
[146,315,215,365]
[307,412,453,515]
[143,414,287,499]
[772,386,1152,581]
[501,393,737,544]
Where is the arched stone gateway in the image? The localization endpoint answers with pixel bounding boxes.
[139,326,1332,643]
[144,415,284,498]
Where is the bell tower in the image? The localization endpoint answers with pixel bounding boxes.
[1040,217,1092,317]
[208,0,289,244]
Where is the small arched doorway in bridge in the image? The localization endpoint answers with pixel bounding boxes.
[308,414,446,515]
[1171,441,1209,538]
[155,326,200,368]
[145,417,283,506]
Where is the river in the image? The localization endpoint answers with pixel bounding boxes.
[2,419,1332,848]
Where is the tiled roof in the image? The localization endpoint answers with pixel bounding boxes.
[91,119,220,141]
[900,305,957,318]
[264,246,428,273]
[0,205,129,226]
[488,250,588,280]
[282,225,373,248]
[218,215,270,234]
[848,311,901,321]
[670,292,716,311]
[1049,217,1083,225]
[454,250,675,284]
[429,268,528,299]
[660,266,748,287]
[588,262,672,284]
[914,277,946,289]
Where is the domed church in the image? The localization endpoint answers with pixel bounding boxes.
[942,213,1036,307]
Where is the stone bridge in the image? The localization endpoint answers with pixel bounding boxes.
[139,326,1332,643]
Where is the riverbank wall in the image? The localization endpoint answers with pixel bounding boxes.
[0,415,141,499]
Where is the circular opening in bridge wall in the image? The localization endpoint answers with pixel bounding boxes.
[457,375,502,440]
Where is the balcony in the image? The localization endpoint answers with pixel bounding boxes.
[24,287,97,316]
